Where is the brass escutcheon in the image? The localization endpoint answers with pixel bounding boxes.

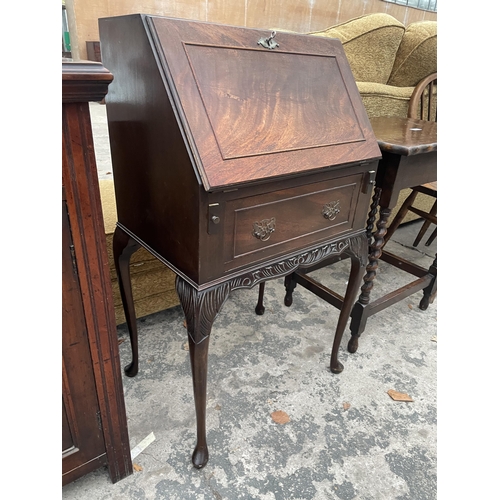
[252,217,276,241]
[257,31,279,50]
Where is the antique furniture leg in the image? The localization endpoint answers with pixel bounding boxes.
[348,187,389,353]
[383,189,418,245]
[419,255,437,310]
[413,200,437,247]
[276,234,369,373]
[425,228,437,247]
[113,226,141,377]
[175,276,231,469]
[256,275,296,314]
[330,236,368,373]
[175,234,371,466]
[284,273,298,307]
[255,282,266,315]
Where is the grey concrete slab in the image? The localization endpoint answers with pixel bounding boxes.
[62,253,437,500]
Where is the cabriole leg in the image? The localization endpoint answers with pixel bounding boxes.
[420,254,437,310]
[255,282,266,315]
[113,226,141,377]
[284,273,297,307]
[330,235,368,373]
[175,277,231,469]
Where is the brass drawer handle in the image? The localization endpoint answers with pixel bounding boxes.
[252,217,276,241]
[322,201,341,221]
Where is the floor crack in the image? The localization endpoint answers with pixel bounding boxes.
[391,239,435,259]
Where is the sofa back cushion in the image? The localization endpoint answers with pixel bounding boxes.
[387,21,437,87]
[309,13,405,84]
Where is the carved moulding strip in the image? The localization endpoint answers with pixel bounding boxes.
[176,233,368,344]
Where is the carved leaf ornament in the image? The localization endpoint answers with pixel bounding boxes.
[176,234,368,344]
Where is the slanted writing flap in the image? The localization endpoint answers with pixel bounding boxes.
[147,16,380,191]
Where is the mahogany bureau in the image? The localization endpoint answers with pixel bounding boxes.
[99,14,381,468]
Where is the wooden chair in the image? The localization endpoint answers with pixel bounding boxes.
[383,73,437,247]
[408,72,437,122]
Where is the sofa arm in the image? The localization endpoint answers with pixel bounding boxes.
[356,81,414,119]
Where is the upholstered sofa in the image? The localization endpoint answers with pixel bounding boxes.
[99,13,437,325]
[308,13,437,121]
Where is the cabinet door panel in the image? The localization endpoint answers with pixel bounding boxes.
[62,200,106,481]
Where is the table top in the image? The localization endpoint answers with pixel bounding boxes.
[370,117,437,157]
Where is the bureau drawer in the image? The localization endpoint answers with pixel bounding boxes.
[223,173,364,271]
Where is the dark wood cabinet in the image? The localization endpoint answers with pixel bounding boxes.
[62,61,132,485]
[99,15,381,468]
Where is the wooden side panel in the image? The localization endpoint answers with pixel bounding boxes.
[207,0,247,26]
[62,96,132,484]
[245,0,311,33]
[309,0,345,33]
[70,1,437,61]
[99,14,203,283]
[185,47,364,159]
[62,199,107,483]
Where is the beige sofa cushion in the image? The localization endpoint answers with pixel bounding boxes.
[356,81,414,119]
[99,176,118,235]
[387,21,437,87]
[309,13,405,84]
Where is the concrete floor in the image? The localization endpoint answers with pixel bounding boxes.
[62,103,438,500]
